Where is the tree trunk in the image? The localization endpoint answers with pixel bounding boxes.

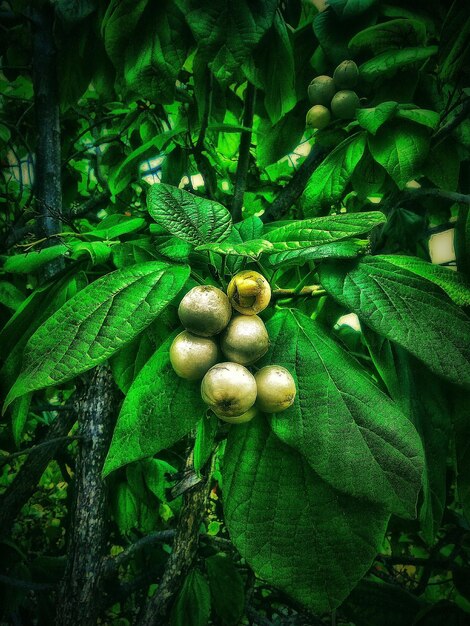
[55,365,118,626]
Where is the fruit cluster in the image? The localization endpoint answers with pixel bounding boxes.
[306,59,361,129]
[170,271,296,424]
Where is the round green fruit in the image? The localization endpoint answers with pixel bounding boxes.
[307,75,335,106]
[333,60,359,90]
[201,362,257,417]
[215,406,258,424]
[255,365,296,413]
[331,90,360,119]
[178,285,231,337]
[227,270,271,316]
[306,105,331,130]
[221,314,269,366]
[169,331,219,380]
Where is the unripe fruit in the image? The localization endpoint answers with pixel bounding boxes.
[227,270,271,315]
[331,90,360,119]
[307,75,336,106]
[221,315,269,365]
[215,406,258,424]
[306,105,331,130]
[255,365,296,413]
[178,285,231,337]
[170,331,219,380]
[333,60,359,89]
[201,362,257,417]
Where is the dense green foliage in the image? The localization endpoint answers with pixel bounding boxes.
[1,0,470,624]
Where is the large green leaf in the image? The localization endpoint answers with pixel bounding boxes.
[264,239,369,267]
[368,120,430,188]
[349,19,427,56]
[328,0,377,18]
[300,134,367,215]
[364,330,451,543]
[452,388,470,522]
[455,205,470,277]
[222,417,389,612]
[259,309,424,516]
[205,555,245,626]
[4,262,190,410]
[223,215,264,274]
[422,137,460,192]
[359,46,438,80]
[265,210,386,244]
[319,257,470,387]
[356,102,398,135]
[147,184,232,245]
[438,0,470,83]
[103,334,205,476]
[256,103,305,168]
[101,0,149,70]
[4,245,69,274]
[377,255,470,306]
[395,108,440,130]
[170,569,211,626]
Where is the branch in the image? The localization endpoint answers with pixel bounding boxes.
[55,365,119,626]
[103,531,176,578]
[0,435,81,466]
[402,187,470,205]
[262,144,329,222]
[137,447,214,625]
[433,98,470,146]
[272,285,326,299]
[231,82,256,222]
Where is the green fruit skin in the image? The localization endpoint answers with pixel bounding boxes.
[169,331,219,380]
[331,90,360,119]
[307,75,336,106]
[333,60,359,90]
[178,285,232,337]
[255,365,296,413]
[201,362,257,417]
[221,315,269,366]
[306,105,331,130]
[214,406,258,424]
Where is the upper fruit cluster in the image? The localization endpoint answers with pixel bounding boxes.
[306,59,361,129]
[169,271,296,424]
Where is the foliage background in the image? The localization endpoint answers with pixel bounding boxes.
[1,0,470,624]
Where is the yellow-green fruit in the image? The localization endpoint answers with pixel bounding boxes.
[333,60,359,89]
[221,314,269,365]
[201,362,257,417]
[306,105,331,130]
[215,406,258,424]
[170,331,219,380]
[178,285,231,336]
[307,75,336,106]
[255,365,296,413]
[331,90,360,119]
[227,270,271,315]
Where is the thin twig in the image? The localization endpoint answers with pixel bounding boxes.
[0,435,81,466]
[232,82,256,222]
[272,285,327,299]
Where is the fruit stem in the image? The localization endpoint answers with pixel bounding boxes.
[271,285,326,299]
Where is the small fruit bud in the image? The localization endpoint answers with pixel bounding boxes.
[169,331,219,380]
[221,314,269,365]
[227,270,271,315]
[306,104,331,130]
[307,75,336,106]
[331,90,360,119]
[201,362,257,417]
[333,60,359,90]
[255,365,296,413]
[178,285,231,336]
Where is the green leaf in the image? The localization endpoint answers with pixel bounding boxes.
[0,281,24,310]
[4,245,69,274]
[54,0,96,23]
[257,103,305,168]
[194,414,218,473]
[368,120,430,188]
[438,1,470,83]
[377,255,470,306]
[359,46,438,80]
[185,0,277,83]
[351,151,387,197]
[111,483,139,533]
[11,393,32,448]
[260,309,424,516]
[395,108,440,130]
[205,555,245,626]
[222,417,389,612]
[328,0,377,18]
[265,210,386,244]
[223,216,265,274]
[170,569,211,626]
[357,102,398,135]
[101,0,149,71]
[264,239,369,267]
[143,458,177,502]
[69,242,113,265]
[197,238,271,259]
[147,184,232,245]
[300,134,367,215]
[84,215,146,239]
[452,388,470,522]
[349,19,427,56]
[103,334,206,476]
[4,262,189,410]
[318,257,470,387]
[364,331,451,543]
[455,205,470,276]
[422,137,460,192]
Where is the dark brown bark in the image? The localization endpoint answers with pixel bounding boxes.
[0,409,76,539]
[262,144,329,222]
[31,4,64,279]
[55,365,118,626]
[137,450,213,626]
[232,83,256,222]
